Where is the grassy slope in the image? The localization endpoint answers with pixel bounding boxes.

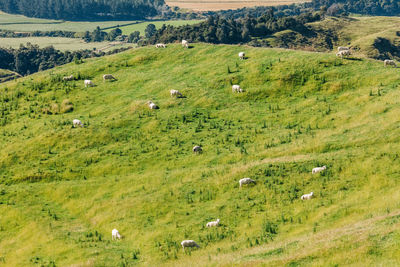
[0,69,21,83]
[310,16,400,57]
[1,44,400,266]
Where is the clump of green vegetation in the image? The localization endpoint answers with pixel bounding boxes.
[0,43,400,266]
[60,99,74,113]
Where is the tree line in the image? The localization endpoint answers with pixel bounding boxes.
[212,0,400,18]
[146,11,322,45]
[0,0,166,20]
[0,43,130,76]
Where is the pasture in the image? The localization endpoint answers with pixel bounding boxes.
[310,16,400,58]
[165,0,309,11]
[0,11,138,32]
[0,43,400,266]
[0,11,201,33]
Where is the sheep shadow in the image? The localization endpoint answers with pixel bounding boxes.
[344,57,362,61]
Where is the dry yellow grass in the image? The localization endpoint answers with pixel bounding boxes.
[165,0,309,11]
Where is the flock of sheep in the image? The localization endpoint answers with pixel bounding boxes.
[336,46,397,67]
[63,41,334,251]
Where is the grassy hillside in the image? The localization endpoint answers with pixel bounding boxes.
[1,43,400,266]
[0,68,20,83]
[309,16,400,59]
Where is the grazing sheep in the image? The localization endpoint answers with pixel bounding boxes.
[206,219,220,228]
[193,145,202,153]
[312,166,326,174]
[239,178,256,187]
[63,75,74,81]
[232,84,243,93]
[147,101,159,109]
[336,50,351,59]
[156,43,166,48]
[103,74,117,81]
[112,229,122,240]
[170,89,183,97]
[84,80,94,87]
[337,46,349,52]
[182,40,189,48]
[384,59,397,67]
[181,240,200,251]
[72,119,83,128]
[239,52,245,60]
[301,192,314,200]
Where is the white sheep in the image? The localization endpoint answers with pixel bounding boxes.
[181,240,200,251]
[147,101,159,109]
[301,192,314,200]
[232,84,243,93]
[156,43,166,48]
[193,145,202,153]
[337,46,349,52]
[206,219,220,228]
[312,166,326,174]
[239,52,245,60]
[384,59,397,67]
[103,74,117,81]
[112,229,122,240]
[73,119,83,128]
[63,75,74,81]
[336,50,351,59]
[182,40,189,48]
[170,89,183,97]
[239,178,256,187]
[84,79,94,87]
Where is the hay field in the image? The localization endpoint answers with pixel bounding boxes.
[165,0,309,11]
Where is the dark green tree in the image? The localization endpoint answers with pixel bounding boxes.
[145,24,157,39]
[128,31,141,43]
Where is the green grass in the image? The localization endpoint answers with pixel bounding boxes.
[0,68,21,82]
[1,43,400,266]
[0,11,202,33]
[0,10,58,24]
[0,10,138,32]
[310,16,400,58]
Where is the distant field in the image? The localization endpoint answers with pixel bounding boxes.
[165,0,308,11]
[0,37,131,51]
[106,20,203,35]
[0,11,137,32]
[0,21,140,32]
[0,10,58,24]
[0,11,201,34]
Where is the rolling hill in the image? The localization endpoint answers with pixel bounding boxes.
[0,68,20,82]
[1,43,400,266]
